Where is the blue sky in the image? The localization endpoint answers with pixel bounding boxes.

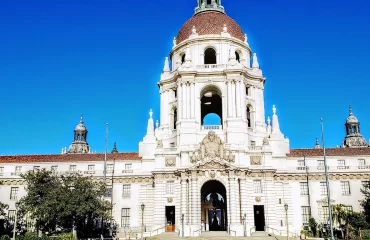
[0,0,369,155]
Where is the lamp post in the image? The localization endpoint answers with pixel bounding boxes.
[284,203,289,240]
[141,203,145,240]
[13,202,19,240]
[181,214,184,237]
[242,214,246,236]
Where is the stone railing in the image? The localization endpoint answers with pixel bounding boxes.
[291,165,370,173]
[163,147,177,152]
[202,125,222,130]
[249,146,262,151]
[195,64,227,69]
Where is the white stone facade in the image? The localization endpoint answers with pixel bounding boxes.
[1,0,370,238]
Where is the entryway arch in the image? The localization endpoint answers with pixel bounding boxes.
[200,180,228,231]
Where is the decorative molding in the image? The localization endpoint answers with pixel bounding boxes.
[165,158,176,167]
[250,156,262,165]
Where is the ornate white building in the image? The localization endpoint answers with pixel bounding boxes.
[1,0,370,237]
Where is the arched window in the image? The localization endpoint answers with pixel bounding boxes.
[181,53,186,64]
[235,51,240,62]
[247,107,251,128]
[201,86,223,129]
[204,48,217,64]
[173,109,177,130]
[207,0,212,4]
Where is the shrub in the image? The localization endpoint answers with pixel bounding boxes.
[0,235,11,240]
[309,217,318,237]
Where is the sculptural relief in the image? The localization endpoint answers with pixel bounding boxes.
[201,131,224,159]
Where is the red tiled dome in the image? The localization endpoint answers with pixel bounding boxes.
[176,12,245,44]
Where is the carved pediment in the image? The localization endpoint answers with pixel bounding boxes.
[190,158,238,171]
[317,197,335,206]
[190,131,235,163]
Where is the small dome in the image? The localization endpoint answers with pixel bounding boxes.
[176,12,245,45]
[75,122,86,131]
[346,106,359,124]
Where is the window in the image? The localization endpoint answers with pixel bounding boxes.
[204,48,217,64]
[300,182,309,195]
[8,210,16,223]
[343,205,353,213]
[317,160,324,166]
[173,109,177,130]
[253,180,262,193]
[246,87,250,96]
[15,166,22,174]
[250,141,256,147]
[51,166,58,172]
[10,187,19,200]
[107,164,114,172]
[341,181,351,195]
[88,165,95,171]
[247,107,251,128]
[69,165,76,171]
[338,160,346,169]
[33,166,40,171]
[359,159,366,166]
[121,208,130,228]
[166,181,174,194]
[279,199,282,204]
[302,206,311,225]
[235,51,240,62]
[0,167,3,175]
[297,160,305,166]
[320,182,327,195]
[105,186,112,198]
[321,206,329,223]
[122,185,131,198]
[125,164,132,170]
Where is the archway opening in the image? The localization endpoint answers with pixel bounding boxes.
[201,86,223,129]
[247,106,251,128]
[201,180,227,231]
[204,48,217,64]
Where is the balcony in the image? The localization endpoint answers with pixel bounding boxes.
[83,171,96,175]
[195,64,227,69]
[122,170,133,174]
[358,165,370,170]
[11,172,21,176]
[249,146,262,151]
[286,165,370,173]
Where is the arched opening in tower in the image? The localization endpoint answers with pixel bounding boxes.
[201,86,223,129]
[235,51,240,62]
[180,53,186,64]
[204,48,217,65]
[173,108,177,130]
[201,180,227,231]
[247,106,251,128]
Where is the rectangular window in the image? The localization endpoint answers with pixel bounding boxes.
[341,181,351,195]
[107,164,114,171]
[338,160,345,166]
[322,206,329,223]
[300,182,309,195]
[69,165,76,171]
[0,167,3,175]
[359,159,366,166]
[320,182,327,195]
[33,166,40,171]
[10,187,19,200]
[51,166,58,172]
[166,181,174,194]
[122,184,131,198]
[301,206,311,225]
[125,164,132,170]
[253,180,262,193]
[88,165,95,171]
[15,166,22,173]
[297,160,305,166]
[317,160,324,166]
[343,205,353,213]
[105,186,112,198]
[8,210,16,223]
[121,208,130,228]
[250,141,256,147]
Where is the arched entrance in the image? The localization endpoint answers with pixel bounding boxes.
[201,180,227,231]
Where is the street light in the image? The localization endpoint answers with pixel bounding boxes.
[141,203,145,240]
[181,214,184,237]
[242,214,246,236]
[13,202,19,240]
[284,203,289,240]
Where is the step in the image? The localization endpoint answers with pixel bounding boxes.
[201,231,229,237]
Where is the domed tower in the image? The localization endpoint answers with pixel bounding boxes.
[155,0,288,153]
[343,106,368,148]
[67,114,91,154]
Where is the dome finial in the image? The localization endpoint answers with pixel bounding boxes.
[349,105,353,115]
[314,137,322,149]
[80,113,84,123]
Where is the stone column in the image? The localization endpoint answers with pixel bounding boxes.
[240,81,246,120]
[182,82,187,119]
[240,178,247,223]
[231,81,236,118]
[163,90,169,126]
[236,80,241,117]
[229,171,237,225]
[154,180,165,226]
[177,83,182,120]
[227,80,232,118]
[186,83,190,119]
[191,171,198,225]
[191,82,195,119]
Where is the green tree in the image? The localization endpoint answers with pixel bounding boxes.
[0,201,9,235]
[20,170,112,238]
[308,217,318,237]
[361,181,370,224]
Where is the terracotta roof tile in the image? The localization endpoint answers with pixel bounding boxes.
[176,12,245,44]
[0,152,141,163]
[287,148,370,157]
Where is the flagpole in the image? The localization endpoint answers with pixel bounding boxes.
[320,118,334,240]
[104,123,108,182]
